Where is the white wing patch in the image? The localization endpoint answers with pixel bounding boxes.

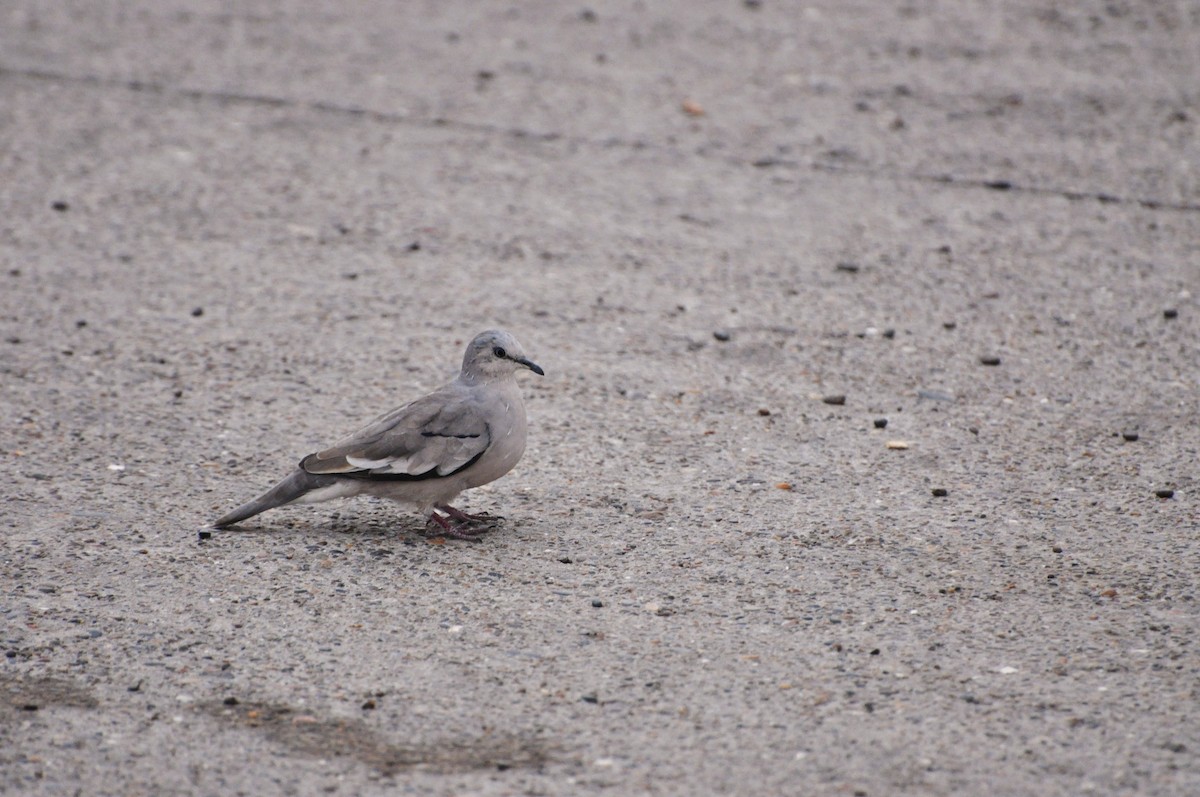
[346,455,399,470]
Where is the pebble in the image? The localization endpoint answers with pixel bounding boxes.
[757,408,771,416]
[592,599,603,608]
[943,321,957,330]
[873,418,888,429]
[51,200,69,212]
[197,529,212,541]
[1163,308,1178,319]
[980,355,1002,366]
[1155,489,1174,499]
[882,328,896,339]
[191,307,204,317]
[822,394,846,406]
[713,329,732,342]
[1122,432,1139,442]
[885,440,910,450]
[931,488,948,497]
[835,262,860,273]
[223,696,239,706]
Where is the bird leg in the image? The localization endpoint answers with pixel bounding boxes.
[424,511,494,541]
[436,503,503,524]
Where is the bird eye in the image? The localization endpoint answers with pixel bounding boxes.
[493,346,507,359]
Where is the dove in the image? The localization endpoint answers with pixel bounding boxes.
[211,329,543,539]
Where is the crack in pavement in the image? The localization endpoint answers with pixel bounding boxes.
[3,63,1198,214]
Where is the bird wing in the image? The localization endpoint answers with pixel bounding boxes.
[300,387,490,480]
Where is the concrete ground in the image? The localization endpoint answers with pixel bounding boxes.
[2,1,1198,794]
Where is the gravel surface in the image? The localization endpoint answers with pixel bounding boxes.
[2,2,1198,795]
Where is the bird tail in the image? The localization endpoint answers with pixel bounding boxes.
[211,469,338,529]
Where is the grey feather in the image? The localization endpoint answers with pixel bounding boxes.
[212,469,342,529]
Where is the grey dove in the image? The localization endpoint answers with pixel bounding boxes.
[211,329,543,539]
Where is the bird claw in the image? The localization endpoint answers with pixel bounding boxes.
[435,504,504,524]
[424,510,499,542]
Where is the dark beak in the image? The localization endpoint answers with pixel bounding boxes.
[517,357,545,376]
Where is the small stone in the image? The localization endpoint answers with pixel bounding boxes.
[885,440,910,450]
[682,99,705,117]
[21,704,38,711]
[197,529,212,541]
[822,394,846,406]
[1122,431,1139,442]
[713,329,732,342]
[873,418,888,429]
[581,693,599,704]
[223,696,239,706]
[980,355,1001,366]
[361,699,376,710]
[592,599,603,608]
[882,328,896,339]
[191,307,204,317]
[1155,489,1175,499]
[1163,308,1178,319]
[943,321,957,330]
[558,556,573,564]
[757,408,771,416]
[931,488,948,497]
[835,262,860,273]
[51,200,69,212]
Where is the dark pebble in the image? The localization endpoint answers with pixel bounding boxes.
[943,321,957,330]
[191,307,204,317]
[1122,432,1139,442]
[592,599,603,608]
[984,180,1012,190]
[713,329,732,342]
[197,529,212,541]
[873,418,888,429]
[407,241,421,252]
[1052,546,1064,554]
[361,699,376,710]
[870,648,881,656]
[5,651,17,658]
[1163,308,1178,319]
[558,556,573,564]
[757,408,771,416]
[882,328,895,339]
[581,694,599,704]
[980,355,1002,366]
[51,200,69,212]
[127,681,141,692]
[836,262,860,273]
[580,8,598,21]
[822,394,846,406]
[22,704,38,711]
[932,488,948,497]
[1155,489,1175,499]
[76,320,88,328]
[223,696,239,706]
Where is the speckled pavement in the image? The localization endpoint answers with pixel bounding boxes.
[2,2,1198,795]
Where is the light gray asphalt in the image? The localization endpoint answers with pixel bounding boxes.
[2,2,1198,795]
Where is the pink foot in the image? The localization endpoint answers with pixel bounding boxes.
[423,511,494,541]
[436,503,503,523]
